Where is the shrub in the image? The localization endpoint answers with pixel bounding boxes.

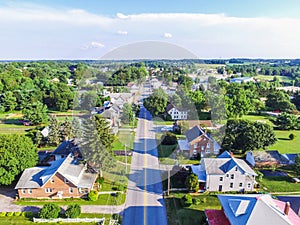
[88,190,98,201]
[181,194,193,207]
[65,204,81,218]
[289,133,296,140]
[201,197,207,203]
[21,212,27,217]
[96,175,104,185]
[192,198,201,205]
[185,173,199,192]
[39,203,61,219]
[14,212,22,216]
[25,211,33,217]
[118,185,125,191]
[161,132,177,145]
[6,212,14,217]
[0,212,6,217]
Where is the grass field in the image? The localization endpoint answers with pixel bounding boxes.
[241,114,275,126]
[259,176,300,193]
[269,130,300,154]
[165,193,221,225]
[16,193,126,206]
[0,213,113,225]
[112,131,135,151]
[254,75,292,83]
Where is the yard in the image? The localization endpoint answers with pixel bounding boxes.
[259,176,300,193]
[165,193,221,225]
[269,130,300,154]
[112,131,135,151]
[0,213,114,225]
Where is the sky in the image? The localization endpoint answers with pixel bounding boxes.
[1,0,300,59]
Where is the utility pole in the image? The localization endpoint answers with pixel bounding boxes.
[167,168,170,196]
[125,144,128,173]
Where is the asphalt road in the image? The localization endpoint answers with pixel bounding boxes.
[122,102,168,225]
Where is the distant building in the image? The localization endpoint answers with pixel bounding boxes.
[166,103,188,120]
[230,77,254,84]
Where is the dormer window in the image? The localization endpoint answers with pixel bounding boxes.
[51,178,54,183]
[64,178,69,184]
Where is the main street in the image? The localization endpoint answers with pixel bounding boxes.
[122,83,168,225]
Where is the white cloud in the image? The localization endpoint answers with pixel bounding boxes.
[164,32,172,38]
[117,30,128,35]
[81,42,105,50]
[116,13,129,19]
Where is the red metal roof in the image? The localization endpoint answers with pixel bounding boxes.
[205,210,231,225]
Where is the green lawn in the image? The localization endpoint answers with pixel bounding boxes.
[159,157,199,165]
[115,155,132,165]
[112,131,135,151]
[165,193,221,225]
[241,114,274,126]
[259,176,300,193]
[153,120,174,125]
[16,193,126,206]
[0,213,114,225]
[269,130,300,154]
[254,75,292,83]
[100,180,127,192]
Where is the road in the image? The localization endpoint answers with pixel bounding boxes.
[122,87,168,225]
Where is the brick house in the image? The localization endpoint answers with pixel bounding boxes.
[178,125,221,157]
[15,153,97,199]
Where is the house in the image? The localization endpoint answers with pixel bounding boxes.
[277,196,300,217]
[178,125,221,157]
[191,155,257,192]
[230,77,254,84]
[105,93,135,107]
[15,153,97,199]
[165,103,188,120]
[51,139,81,161]
[246,151,298,167]
[205,194,300,225]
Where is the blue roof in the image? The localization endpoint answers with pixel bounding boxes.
[218,151,232,158]
[220,159,238,173]
[218,195,257,225]
[191,165,206,182]
[186,126,204,142]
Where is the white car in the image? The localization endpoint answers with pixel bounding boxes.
[161,126,173,132]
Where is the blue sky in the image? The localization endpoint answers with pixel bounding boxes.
[1,0,300,59]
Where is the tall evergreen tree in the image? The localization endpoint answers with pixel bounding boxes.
[47,116,61,146]
[61,117,75,141]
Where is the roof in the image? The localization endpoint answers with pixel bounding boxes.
[191,165,206,182]
[277,196,300,216]
[52,140,79,156]
[186,125,204,143]
[165,103,175,112]
[15,153,97,190]
[218,151,232,159]
[205,210,231,225]
[218,194,300,225]
[177,139,190,151]
[203,158,257,176]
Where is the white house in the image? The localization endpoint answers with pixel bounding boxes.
[166,104,188,120]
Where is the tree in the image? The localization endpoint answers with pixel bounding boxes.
[39,203,61,219]
[23,101,48,125]
[181,194,193,207]
[161,132,178,145]
[65,204,81,218]
[122,103,134,124]
[80,91,98,110]
[144,88,168,116]
[185,173,199,192]
[295,155,300,175]
[266,90,296,112]
[222,119,277,153]
[79,115,115,173]
[47,116,61,146]
[88,190,98,201]
[0,135,38,185]
[0,91,17,111]
[61,117,75,141]
[274,112,299,130]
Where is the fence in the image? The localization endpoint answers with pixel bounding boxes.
[33,217,105,224]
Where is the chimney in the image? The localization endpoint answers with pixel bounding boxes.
[284,202,290,215]
[230,152,234,158]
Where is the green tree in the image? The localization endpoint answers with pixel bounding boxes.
[39,203,61,219]
[0,135,38,185]
[88,190,98,201]
[274,112,299,130]
[61,117,75,141]
[65,204,81,218]
[185,173,199,192]
[0,91,17,111]
[161,132,177,145]
[266,90,296,112]
[80,91,98,110]
[144,88,168,116]
[295,155,300,175]
[122,103,134,124]
[47,116,61,146]
[222,119,277,153]
[181,194,193,207]
[23,101,48,125]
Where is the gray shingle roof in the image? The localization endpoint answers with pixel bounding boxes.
[186,125,204,143]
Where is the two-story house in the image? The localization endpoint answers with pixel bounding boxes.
[191,153,257,192]
[205,194,300,225]
[15,153,97,199]
[178,125,221,157]
[165,103,188,120]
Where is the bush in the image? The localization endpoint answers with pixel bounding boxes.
[185,173,199,192]
[65,204,81,218]
[96,175,104,185]
[21,212,27,217]
[289,133,296,140]
[6,212,14,217]
[25,211,33,217]
[14,212,22,216]
[39,203,61,219]
[161,132,177,145]
[192,198,201,205]
[88,190,98,201]
[0,212,6,217]
[181,194,193,207]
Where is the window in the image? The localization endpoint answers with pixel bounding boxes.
[219,177,223,181]
[207,143,210,148]
[50,178,54,183]
[226,174,229,177]
[69,188,73,194]
[235,167,238,171]
[205,149,210,153]
[239,183,243,187]
[230,183,233,188]
[45,188,53,193]
[201,146,204,151]
[78,188,89,194]
[247,183,251,188]
[64,178,69,184]
[28,189,32,194]
[194,143,197,148]
[21,189,26,194]
[231,174,234,179]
